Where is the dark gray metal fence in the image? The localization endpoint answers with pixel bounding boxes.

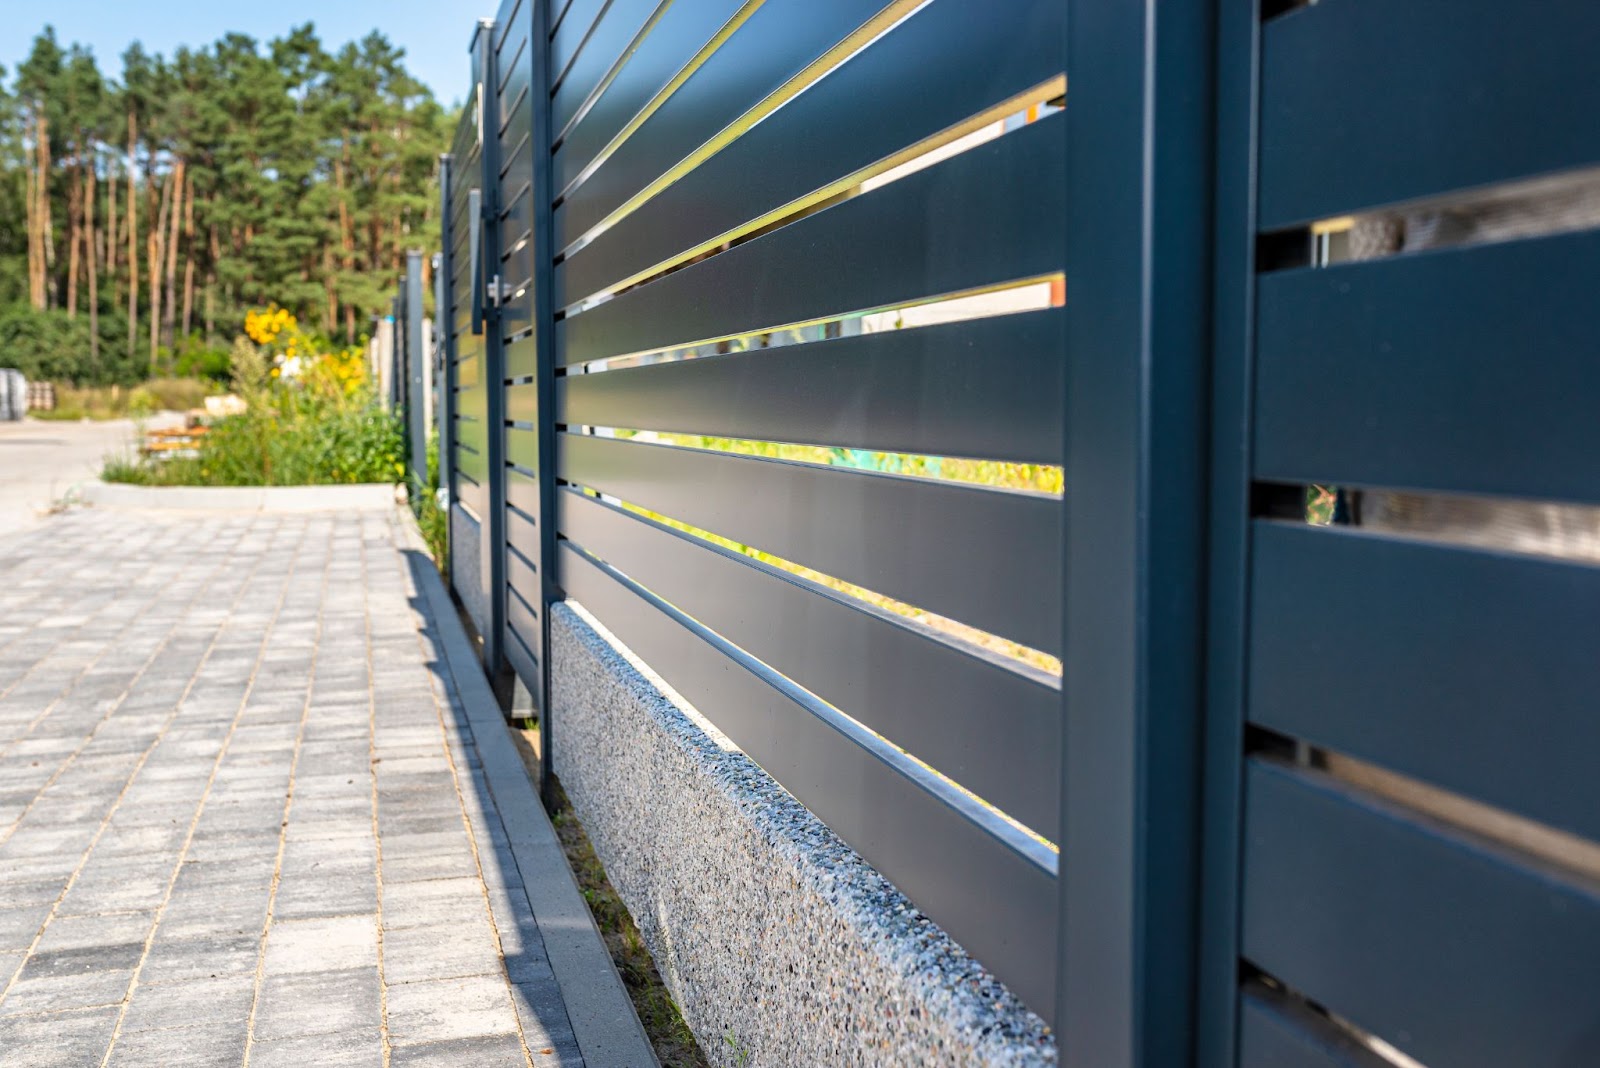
[1203,3,1600,1066]
[391,251,429,489]
[414,0,1600,1061]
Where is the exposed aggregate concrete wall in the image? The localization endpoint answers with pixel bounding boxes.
[549,601,1055,1068]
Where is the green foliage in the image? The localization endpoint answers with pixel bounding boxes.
[0,304,139,384]
[166,336,232,383]
[3,25,452,354]
[411,431,448,569]
[103,339,403,487]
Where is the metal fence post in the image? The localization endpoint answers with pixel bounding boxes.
[474,17,507,678]
[1058,0,1217,1062]
[405,250,427,489]
[527,0,561,808]
[435,151,454,514]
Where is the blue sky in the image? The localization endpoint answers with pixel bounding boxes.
[2,0,484,106]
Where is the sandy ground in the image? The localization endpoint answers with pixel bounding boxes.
[0,417,179,536]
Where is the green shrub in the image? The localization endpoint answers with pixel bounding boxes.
[167,336,232,383]
[141,378,214,413]
[103,339,403,488]
[412,432,448,568]
[0,303,140,385]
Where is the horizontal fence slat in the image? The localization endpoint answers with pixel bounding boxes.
[506,466,539,519]
[505,622,541,702]
[507,582,542,659]
[499,84,532,154]
[501,189,534,264]
[552,0,659,135]
[507,506,538,566]
[501,287,535,340]
[550,0,607,84]
[558,543,1059,1020]
[1259,0,1600,227]
[1249,521,1600,841]
[501,242,533,299]
[505,335,538,381]
[1239,988,1400,1068]
[558,310,1065,464]
[552,0,744,193]
[455,382,486,420]
[501,144,533,217]
[455,449,489,489]
[559,433,1061,653]
[555,0,884,248]
[506,381,538,426]
[497,19,527,92]
[507,427,539,471]
[494,0,525,52]
[454,415,488,457]
[498,41,531,129]
[559,116,1063,364]
[1256,230,1600,504]
[561,0,1062,303]
[1243,760,1600,1068]
[559,488,1060,837]
[507,543,539,608]
[454,483,488,527]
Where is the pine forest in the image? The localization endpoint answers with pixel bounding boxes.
[0,24,453,386]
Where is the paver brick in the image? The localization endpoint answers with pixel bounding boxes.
[105,1021,250,1068]
[0,511,597,1067]
[252,966,382,1042]
[0,1004,121,1067]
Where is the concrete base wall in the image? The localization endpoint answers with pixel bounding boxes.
[549,602,1055,1068]
[450,504,489,640]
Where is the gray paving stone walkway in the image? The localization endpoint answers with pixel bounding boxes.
[0,507,583,1067]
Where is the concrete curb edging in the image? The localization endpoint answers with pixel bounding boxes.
[550,600,1056,1068]
[83,481,400,513]
[395,506,660,1068]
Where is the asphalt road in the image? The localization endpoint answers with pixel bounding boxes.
[0,418,157,536]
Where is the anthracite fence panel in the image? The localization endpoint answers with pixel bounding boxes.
[506,0,1070,1019]
[405,0,1600,1058]
[1207,1,1600,1066]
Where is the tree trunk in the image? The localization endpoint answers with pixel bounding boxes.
[337,148,355,342]
[149,170,171,369]
[207,225,220,346]
[163,159,185,353]
[126,112,138,361]
[324,245,337,335]
[86,158,99,373]
[39,120,54,306]
[29,114,51,310]
[105,157,118,311]
[181,174,197,343]
[25,137,38,310]
[66,166,80,318]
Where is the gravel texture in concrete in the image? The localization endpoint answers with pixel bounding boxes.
[0,507,603,1067]
[549,601,1056,1068]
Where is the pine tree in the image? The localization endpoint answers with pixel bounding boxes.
[2,23,455,383]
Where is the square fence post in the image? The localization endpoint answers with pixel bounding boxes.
[1058,0,1218,1062]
